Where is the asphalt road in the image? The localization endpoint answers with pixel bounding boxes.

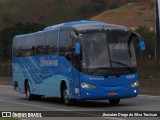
[0,85,160,120]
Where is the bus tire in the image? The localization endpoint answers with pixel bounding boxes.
[109,99,120,105]
[62,85,73,106]
[25,81,41,101]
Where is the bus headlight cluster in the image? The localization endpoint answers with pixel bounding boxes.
[81,82,96,88]
[129,81,139,87]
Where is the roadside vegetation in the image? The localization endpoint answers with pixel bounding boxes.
[0,22,45,62]
[0,0,139,30]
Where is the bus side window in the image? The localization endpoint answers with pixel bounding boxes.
[17,47,22,57]
[24,46,36,56]
[46,45,55,54]
[59,47,72,59]
[46,45,50,53]
[35,32,46,55]
[46,30,58,54]
[60,28,73,61]
[14,37,26,57]
[25,49,32,56]
[31,46,36,55]
[36,46,46,55]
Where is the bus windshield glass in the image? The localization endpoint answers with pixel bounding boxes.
[109,30,136,68]
[80,32,110,69]
[80,30,137,74]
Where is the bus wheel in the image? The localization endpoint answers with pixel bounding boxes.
[109,99,120,105]
[62,85,73,105]
[25,82,37,100]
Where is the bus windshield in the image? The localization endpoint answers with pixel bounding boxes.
[80,32,110,69]
[109,30,136,68]
[79,30,137,75]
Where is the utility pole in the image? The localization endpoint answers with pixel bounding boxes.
[155,0,160,61]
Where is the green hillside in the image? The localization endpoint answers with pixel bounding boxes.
[0,0,138,29]
[1,0,150,62]
[91,0,154,29]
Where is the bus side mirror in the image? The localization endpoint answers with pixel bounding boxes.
[139,41,145,51]
[136,33,145,51]
[132,32,146,52]
[75,42,81,55]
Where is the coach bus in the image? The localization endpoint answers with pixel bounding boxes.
[12,20,145,105]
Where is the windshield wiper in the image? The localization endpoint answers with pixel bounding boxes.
[110,60,134,73]
[91,67,110,74]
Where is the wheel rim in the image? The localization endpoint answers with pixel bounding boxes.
[63,89,69,104]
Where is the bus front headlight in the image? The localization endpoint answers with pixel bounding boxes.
[81,82,96,88]
[129,81,139,87]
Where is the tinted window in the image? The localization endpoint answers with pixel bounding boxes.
[46,30,58,54]
[14,36,26,57]
[13,30,58,57]
[80,32,110,68]
[25,34,36,56]
[13,38,17,57]
[60,28,72,59]
[35,32,46,55]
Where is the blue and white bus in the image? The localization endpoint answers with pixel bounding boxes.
[12,20,145,105]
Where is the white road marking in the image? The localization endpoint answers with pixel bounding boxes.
[0,99,124,120]
[7,91,17,94]
[0,85,12,87]
[0,99,68,111]
[139,95,160,98]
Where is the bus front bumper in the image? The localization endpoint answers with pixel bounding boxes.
[80,86,139,100]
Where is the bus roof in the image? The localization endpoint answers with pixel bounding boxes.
[14,20,130,39]
[44,20,129,31]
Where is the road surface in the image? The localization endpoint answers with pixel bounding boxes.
[0,85,159,120]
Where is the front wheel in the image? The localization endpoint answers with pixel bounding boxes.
[109,99,120,105]
[62,85,74,105]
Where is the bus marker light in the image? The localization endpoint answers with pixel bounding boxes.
[87,92,90,95]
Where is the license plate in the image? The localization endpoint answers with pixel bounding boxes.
[108,92,117,96]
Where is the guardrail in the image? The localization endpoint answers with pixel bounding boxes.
[139,79,160,95]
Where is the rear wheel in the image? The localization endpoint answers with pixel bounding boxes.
[25,81,41,100]
[109,99,120,105]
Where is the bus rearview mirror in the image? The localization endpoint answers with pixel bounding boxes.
[75,42,81,55]
[139,41,145,51]
[132,32,145,52]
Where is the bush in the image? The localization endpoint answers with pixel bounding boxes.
[92,2,103,10]
[3,13,11,22]
[92,0,105,4]
[109,4,119,10]
[92,0,105,11]
[79,4,89,13]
